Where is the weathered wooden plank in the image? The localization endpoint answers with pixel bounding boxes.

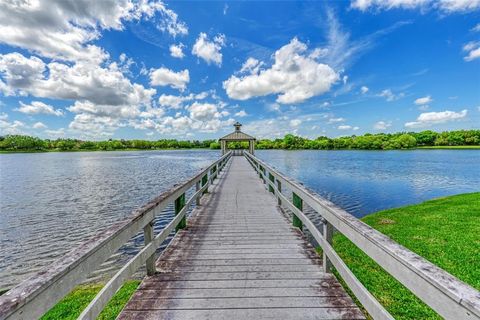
[138,278,342,290]
[158,264,322,273]
[125,296,358,310]
[132,287,348,299]
[157,258,321,268]
[195,243,303,249]
[147,271,329,281]
[117,308,365,320]
[182,248,309,255]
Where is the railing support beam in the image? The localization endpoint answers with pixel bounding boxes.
[268,172,275,194]
[175,193,186,232]
[202,174,208,194]
[292,192,303,230]
[276,180,282,206]
[195,181,201,206]
[323,221,333,273]
[143,221,156,276]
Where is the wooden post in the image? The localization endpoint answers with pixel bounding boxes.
[221,140,226,155]
[292,192,303,230]
[323,221,333,273]
[195,181,201,206]
[268,172,275,193]
[143,221,156,275]
[277,179,282,206]
[210,165,217,180]
[175,193,186,232]
[202,174,208,194]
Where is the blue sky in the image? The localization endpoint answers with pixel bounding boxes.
[0,0,479,140]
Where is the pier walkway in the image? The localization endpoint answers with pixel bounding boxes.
[117,156,364,320]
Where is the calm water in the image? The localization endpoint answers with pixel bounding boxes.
[0,150,219,289]
[256,150,480,217]
[1,149,479,288]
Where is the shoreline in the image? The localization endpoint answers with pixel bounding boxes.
[1,145,479,154]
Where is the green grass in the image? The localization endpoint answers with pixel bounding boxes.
[41,280,140,320]
[417,145,480,149]
[331,192,480,319]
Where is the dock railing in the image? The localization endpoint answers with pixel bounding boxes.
[244,151,480,320]
[0,151,232,320]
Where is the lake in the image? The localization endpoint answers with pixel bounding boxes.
[1,149,479,289]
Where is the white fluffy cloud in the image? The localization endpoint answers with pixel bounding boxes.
[463,41,480,61]
[405,109,468,128]
[378,89,404,102]
[373,120,392,130]
[0,0,186,63]
[328,117,346,124]
[158,92,208,109]
[69,113,121,137]
[188,102,219,121]
[239,58,264,74]
[243,118,295,138]
[361,86,369,94]
[0,113,26,135]
[289,119,302,127]
[351,0,480,13]
[414,95,433,105]
[0,52,156,107]
[338,124,359,130]
[235,110,248,117]
[223,38,339,104]
[192,33,226,66]
[0,1,195,138]
[0,52,155,137]
[149,67,189,91]
[16,101,64,116]
[33,122,47,129]
[169,43,185,59]
[129,99,234,135]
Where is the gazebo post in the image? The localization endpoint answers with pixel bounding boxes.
[221,140,226,155]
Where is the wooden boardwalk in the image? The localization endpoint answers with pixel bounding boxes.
[117,156,365,320]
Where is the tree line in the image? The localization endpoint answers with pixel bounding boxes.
[0,130,479,152]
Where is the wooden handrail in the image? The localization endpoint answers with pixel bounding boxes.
[0,151,232,320]
[244,151,480,320]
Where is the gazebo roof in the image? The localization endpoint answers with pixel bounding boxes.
[219,122,256,141]
[219,131,256,141]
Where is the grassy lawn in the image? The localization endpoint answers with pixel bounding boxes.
[41,280,140,320]
[332,192,480,319]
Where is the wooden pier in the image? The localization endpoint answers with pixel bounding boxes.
[117,156,364,320]
[1,148,480,319]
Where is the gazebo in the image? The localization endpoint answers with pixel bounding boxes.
[219,122,256,155]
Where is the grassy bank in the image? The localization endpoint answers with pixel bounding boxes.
[40,280,140,320]
[332,192,480,319]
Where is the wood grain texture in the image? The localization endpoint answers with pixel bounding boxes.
[118,157,364,320]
